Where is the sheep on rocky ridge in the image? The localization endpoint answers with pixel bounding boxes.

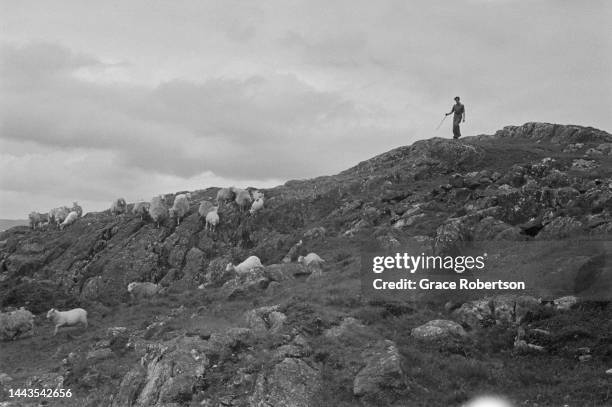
[249,197,264,215]
[132,201,151,220]
[198,200,215,220]
[232,187,252,212]
[71,202,83,217]
[46,308,88,336]
[127,281,160,299]
[28,212,41,230]
[149,195,168,228]
[49,206,70,229]
[298,253,325,267]
[226,255,263,274]
[111,198,127,215]
[60,211,78,230]
[169,193,190,225]
[205,206,220,232]
[216,188,236,206]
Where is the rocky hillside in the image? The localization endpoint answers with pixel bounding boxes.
[1,122,612,406]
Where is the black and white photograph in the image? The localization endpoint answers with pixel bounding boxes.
[1,1,611,406]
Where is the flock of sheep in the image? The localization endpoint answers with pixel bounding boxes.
[28,202,83,231]
[28,186,326,336]
[27,186,266,233]
[46,252,325,336]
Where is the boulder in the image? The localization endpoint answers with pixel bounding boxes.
[353,340,406,398]
[553,295,578,311]
[245,305,286,335]
[453,295,541,329]
[411,319,466,340]
[0,307,34,341]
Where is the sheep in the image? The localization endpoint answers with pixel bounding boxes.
[298,253,325,268]
[198,200,215,221]
[71,202,83,217]
[127,281,160,300]
[216,187,236,206]
[226,255,263,274]
[232,187,252,212]
[60,211,78,230]
[251,190,264,201]
[149,195,169,228]
[46,308,88,336]
[49,206,70,229]
[132,201,151,220]
[205,206,220,232]
[249,197,264,215]
[28,212,41,230]
[169,194,190,225]
[111,198,127,215]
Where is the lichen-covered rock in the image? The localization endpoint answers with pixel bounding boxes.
[554,295,578,311]
[245,305,286,335]
[249,358,321,407]
[453,295,541,329]
[536,216,584,239]
[353,340,406,398]
[0,307,34,341]
[411,319,466,340]
[221,268,270,300]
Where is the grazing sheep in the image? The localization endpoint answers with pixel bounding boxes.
[60,211,78,230]
[216,187,236,206]
[169,194,190,225]
[132,201,151,220]
[226,255,263,274]
[49,206,70,229]
[251,190,264,201]
[28,212,41,230]
[249,197,264,215]
[233,188,252,212]
[127,281,160,299]
[149,195,169,228]
[71,202,83,217]
[205,206,220,232]
[111,198,127,215]
[198,200,215,221]
[298,253,325,267]
[46,308,88,336]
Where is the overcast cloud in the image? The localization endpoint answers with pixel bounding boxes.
[1,0,610,218]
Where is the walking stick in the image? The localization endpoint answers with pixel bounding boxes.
[435,114,447,131]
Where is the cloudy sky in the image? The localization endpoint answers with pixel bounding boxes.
[1,1,611,218]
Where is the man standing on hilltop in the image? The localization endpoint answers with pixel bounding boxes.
[445,96,466,139]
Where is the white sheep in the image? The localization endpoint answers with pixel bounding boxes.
[59,211,78,230]
[249,197,264,215]
[216,187,236,206]
[111,198,127,215]
[205,206,220,232]
[169,194,190,225]
[298,253,325,268]
[132,201,151,220]
[127,281,160,299]
[198,200,215,219]
[49,206,70,229]
[149,195,169,228]
[28,212,41,230]
[226,255,263,274]
[71,202,83,217]
[46,308,88,336]
[251,190,264,201]
[233,188,252,212]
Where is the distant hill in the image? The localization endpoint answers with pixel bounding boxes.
[0,219,27,231]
